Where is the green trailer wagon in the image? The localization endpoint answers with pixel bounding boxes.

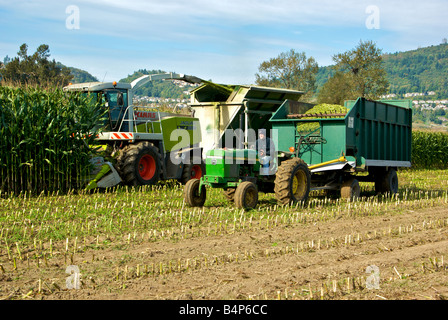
[270,97,412,198]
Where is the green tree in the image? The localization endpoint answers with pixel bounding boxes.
[0,43,73,87]
[318,40,389,103]
[255,49,319,100]
[317,71,356,105]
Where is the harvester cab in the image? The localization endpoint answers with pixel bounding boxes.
[63,73,206,190]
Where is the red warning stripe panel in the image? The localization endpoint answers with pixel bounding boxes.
[110,132,134,140]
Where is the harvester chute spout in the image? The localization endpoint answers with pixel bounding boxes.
[130,73,204,90]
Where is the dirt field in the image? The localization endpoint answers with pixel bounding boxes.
[1,196,447,301]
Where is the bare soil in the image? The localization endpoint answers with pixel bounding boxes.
[1,203,448,301]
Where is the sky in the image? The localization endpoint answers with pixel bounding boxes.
[1,0,447,85]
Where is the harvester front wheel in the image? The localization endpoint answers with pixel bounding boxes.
[274,158,311,206]
[234,181,258,210]
[184,179,206,207]
[117,142,162,186]
[341,178,360,200]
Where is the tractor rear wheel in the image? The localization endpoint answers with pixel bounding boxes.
[117,142,162,186]
[234,181,258,209]
[341,178,360,200]
[184,179,206,207]
[274,158,311,206]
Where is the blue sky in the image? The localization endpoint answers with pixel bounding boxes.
[1,0,447,84]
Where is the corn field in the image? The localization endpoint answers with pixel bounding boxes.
[0,86,105,195]
[412,130,448,169]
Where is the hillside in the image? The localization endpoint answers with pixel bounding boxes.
[55,62,98,83]
[67,43,448,100]
[316,43,448,98]
[43,43,448,100]
[69,66,98,83]
[383,43,448,97]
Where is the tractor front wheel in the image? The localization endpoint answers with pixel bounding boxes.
[234,181,258,210]
[184,179,206,207]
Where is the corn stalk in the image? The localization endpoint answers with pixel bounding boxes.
[0,86,106,194]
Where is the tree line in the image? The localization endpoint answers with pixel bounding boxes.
[255,40,389,105]
[4,40,442,105]
[0,44,73,87]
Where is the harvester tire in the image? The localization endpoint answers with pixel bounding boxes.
[117,142,162,186]
[179,156,205,185]
[274,158,311,206]
[341,178,360,200]
[223,188,236,202]
[184,179,206,207]
[234,181,258,210]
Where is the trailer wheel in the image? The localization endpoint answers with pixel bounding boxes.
[382,168,399,195]
[234,181,258,209]
[179,157,205,185]
[184,179,206,207]
[375,168,398,195]
[223,188,236,202]
[117,142,162,186]
[274,158,311,206]
[341,178,360,200]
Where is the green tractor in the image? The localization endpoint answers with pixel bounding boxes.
[63,73,206,190]
[183,82,412,210]
[182,83,312,209]
[184,147,311,209]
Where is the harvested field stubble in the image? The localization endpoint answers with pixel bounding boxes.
[1,169,448,300]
